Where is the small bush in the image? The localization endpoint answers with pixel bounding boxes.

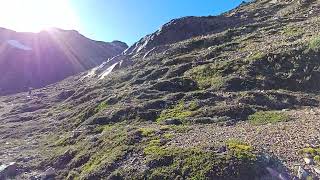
[248,111,289,125]
[156,101,196,123]
[247,52,265,61]
[308,36,320,52]
[226,139,256,160]
[139,128,157,137]
[314,155,320,164]
[95,101,108,112]
[185,64,226,89]
[282,26,303,37]
[300,147,320,165]
[144,139,259,179]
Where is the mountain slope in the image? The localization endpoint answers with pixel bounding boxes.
[0,28,128,95]
[2,0,320,179]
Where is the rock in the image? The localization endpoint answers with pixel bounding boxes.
[0,162,19,178]
[52,150,75,169]
[314,167,320,174]
[297,166,308,179]
[217,146,227,153]
[262,154,271,164]
[151,78,197,92]
[41,167,56,179]
[161,118,183,125]
[55,90,75,101]
[191,117,214,124]
[304,157,313,165]
[266,167,288,180]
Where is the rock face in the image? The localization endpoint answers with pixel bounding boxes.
[124,15,250,55]
[0,162,19,179]
[0,28,128,95]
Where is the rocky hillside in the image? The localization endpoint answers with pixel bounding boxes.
[3,0,320,179]
[0,28,128,95]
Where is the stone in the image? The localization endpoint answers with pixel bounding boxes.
[41,167,56,179]
[0,162,19,178]
[161,119,182,125]
[297,166,308,179]
[304,157,313,165]
[314,167,320,174]
[217,146,227,153]
[53,150,75,169]
[262,154,271,164]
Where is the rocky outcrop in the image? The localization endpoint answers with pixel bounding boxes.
[124,15,252,55]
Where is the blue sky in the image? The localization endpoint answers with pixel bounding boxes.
[69,0,245,45]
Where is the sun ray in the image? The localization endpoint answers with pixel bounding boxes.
[0,0,80,32]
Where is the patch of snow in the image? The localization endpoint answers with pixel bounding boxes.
[79,62,107,81]
[98,62,119,79]
[7,40,32,51]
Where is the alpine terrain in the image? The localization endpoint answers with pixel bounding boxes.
[2,0,320,179]
[0,28,128,95]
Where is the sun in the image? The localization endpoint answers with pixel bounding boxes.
[0,0,79,32]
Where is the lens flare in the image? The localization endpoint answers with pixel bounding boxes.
[0,0,79,32]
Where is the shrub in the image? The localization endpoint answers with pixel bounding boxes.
[139,128,156,137]
[95,101,108,112]
[156,101,196,123]
[314,155,320,164]
[185,63,226,89]
[300,147,320,165]
[247,52,265,61]
[308,36,320,52]
[248,111,289,125]
[144,139,259,179]
[282,26,303,37]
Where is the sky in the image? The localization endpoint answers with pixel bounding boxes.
[0,0,245,45]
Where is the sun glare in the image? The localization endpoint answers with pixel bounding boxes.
[0,0,79,32]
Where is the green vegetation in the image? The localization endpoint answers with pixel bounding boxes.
[308,36,320,52]
[282,26,303,37]
[300,147,320,165]
[54,135,73,146]
[95,101,108,112]
[226,139,256,160]
[186,64,226,89]
[301,147,318,156]
[156,101,197,123]
[144,137,259,179]
[314,155,320,164]
[78,123,131,177]
[248,111,289,125]
[163,133,174,139]
[247,52,265,61]
[144,139,166,156]
[139,127,157,137]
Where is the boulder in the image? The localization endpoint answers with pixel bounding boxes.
[41,167,56,180]
[297,166,308,179]
[55,90,75,101]
[0,162,19,178]
[161,118,183,125]
[151,78,197,92]
[304,157,313,165]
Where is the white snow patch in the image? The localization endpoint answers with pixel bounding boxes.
[98,62,119,79]
[7,40,32,51]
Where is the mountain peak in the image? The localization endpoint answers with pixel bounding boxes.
[0,27,127,95]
